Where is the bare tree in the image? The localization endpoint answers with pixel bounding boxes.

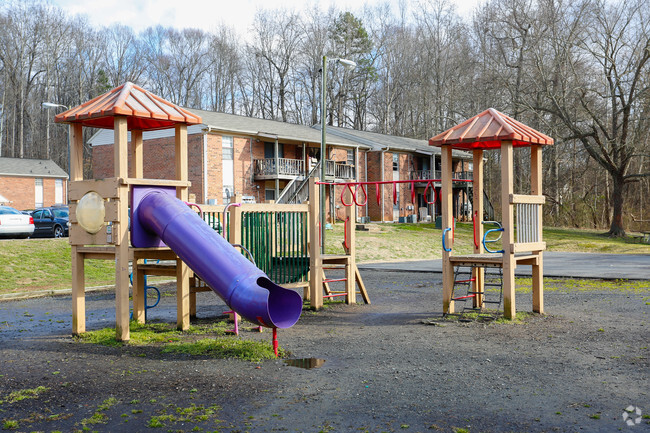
[249,9,303,122]
[99,24,145,87]
[532,0,650,236]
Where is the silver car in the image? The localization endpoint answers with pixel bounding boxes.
[0,206,35,238]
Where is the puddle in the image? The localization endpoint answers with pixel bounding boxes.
[284,358,326,369]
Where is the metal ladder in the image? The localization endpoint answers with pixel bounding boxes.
[450,264,503,320]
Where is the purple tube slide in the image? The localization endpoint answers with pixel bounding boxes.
[135,191,302,329]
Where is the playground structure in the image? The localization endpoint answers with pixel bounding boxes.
[58,83,302,341]
[430,108,554,319]
[58,81,548,345]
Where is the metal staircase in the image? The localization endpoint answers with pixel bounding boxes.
[276,160,321,204]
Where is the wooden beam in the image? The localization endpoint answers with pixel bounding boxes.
[175,124,188,201]
[114,117,128,179]
[308,178,323,309]
[132,129,143,178]
[510,194,546,204]
[70,123,84,182]
[531,144,544,314]
[71,245,85,335]
[115,184,130,341]
[132,261,146,324]
[441,145,454,314]
[472,149,484,308]
[501,141,516,319]
[511,242,546,253]
[176,258,190,330]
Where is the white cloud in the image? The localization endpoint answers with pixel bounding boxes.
[53,0,483,34]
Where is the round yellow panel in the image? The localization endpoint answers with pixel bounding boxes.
[76,191,105,234]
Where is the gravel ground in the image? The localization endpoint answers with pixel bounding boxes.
[0,270,648,433]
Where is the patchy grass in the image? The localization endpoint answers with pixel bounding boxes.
[76,321,279,361]
[0,386,50,404]
[75,320,232,347]
[325,222,650,263]
[438,310,535,324]
[514,277,650,294]
[147,403,222,429]
[163,337,281,361]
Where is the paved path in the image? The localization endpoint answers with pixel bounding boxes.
[359,251,650,280]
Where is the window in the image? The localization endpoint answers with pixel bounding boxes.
[35,178,43,208]
[265,189,276,201]
[222,135,234,160]
[347,150,354,165]
[393,154,399,171]
[222,135,234,204]
[55,179,63,204]
[264,142,284,159]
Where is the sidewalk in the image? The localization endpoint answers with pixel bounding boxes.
[358,251,650,280]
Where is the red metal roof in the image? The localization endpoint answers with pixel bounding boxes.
[429,108,554,149]
[54,82,202,130]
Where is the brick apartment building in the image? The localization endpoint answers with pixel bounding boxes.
[90,109,473,223]
[0,157,68,211]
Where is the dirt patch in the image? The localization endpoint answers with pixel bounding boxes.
[0,271,648,432]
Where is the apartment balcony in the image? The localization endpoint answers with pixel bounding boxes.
[324,160,356,181]
[409,170,441,184]
[453,171,473,182]
[408,169,473,186]
[253,158,305,180]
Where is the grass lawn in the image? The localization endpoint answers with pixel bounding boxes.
[0,223,648,296]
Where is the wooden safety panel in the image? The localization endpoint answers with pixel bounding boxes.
[69,178,123,201]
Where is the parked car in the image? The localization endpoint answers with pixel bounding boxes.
[31,206,70,238]
[0,206,34,238]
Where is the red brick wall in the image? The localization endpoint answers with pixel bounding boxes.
[0,176,67,210]
[93,134,204,202]
[205,134,222,203]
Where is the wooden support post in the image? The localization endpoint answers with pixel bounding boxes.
[132,129,143,178]
[176,257,190,330]
[71,246,85,335]
[344,188,356,304]
[501,141,516,319]
[114,116,130,341]
[175,124,190,330]
[472,149,485,308]
[308,178,323,309]
[441,145,454,314]
[132,259,146,324]
[70,124,84,182]
[531,144,544,314]
[190,276,198,319]
[70,122,85,336]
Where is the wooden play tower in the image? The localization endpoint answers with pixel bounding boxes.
[55,82,202,341]
[429,108,554,319]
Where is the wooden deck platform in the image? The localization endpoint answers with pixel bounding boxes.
[449,253,539,268]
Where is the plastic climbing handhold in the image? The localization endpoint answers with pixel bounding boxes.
[423,181,436,205]
[353,183,368,206]
[483,227,505,253]
[442,227,452,252]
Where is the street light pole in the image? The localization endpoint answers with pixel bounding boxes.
[319,56,356,254]
[320,55,328,254]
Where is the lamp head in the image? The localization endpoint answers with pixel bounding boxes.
[42,102,68,110]
[338,58,357,70]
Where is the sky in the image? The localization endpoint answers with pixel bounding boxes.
[52,0,485,35]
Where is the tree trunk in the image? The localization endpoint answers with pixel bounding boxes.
[608,173,626,237]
